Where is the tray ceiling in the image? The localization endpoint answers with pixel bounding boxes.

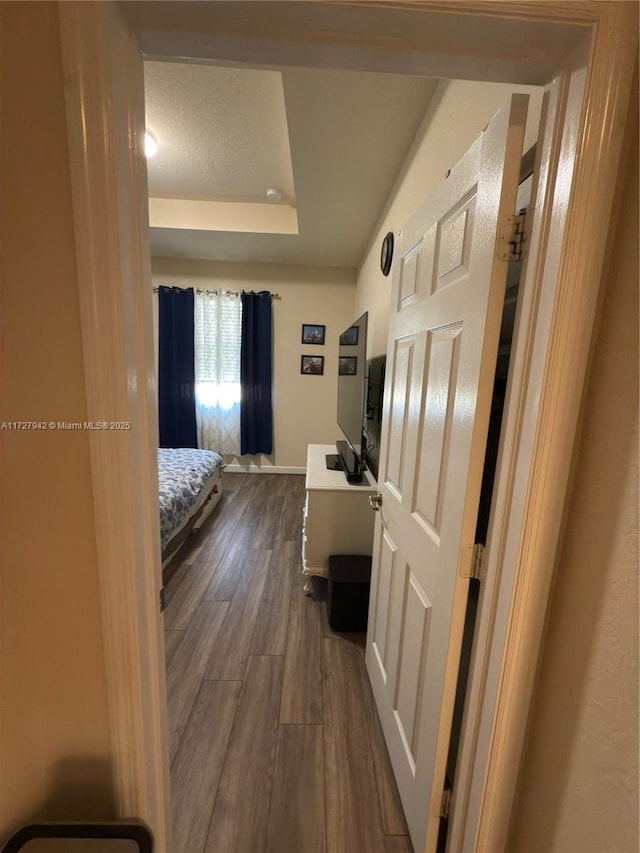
[145,60,437,268]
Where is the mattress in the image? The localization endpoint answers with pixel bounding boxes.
[158,448,225,551]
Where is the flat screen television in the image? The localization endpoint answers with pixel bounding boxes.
[362,354,386,482]
[329,312,368,483]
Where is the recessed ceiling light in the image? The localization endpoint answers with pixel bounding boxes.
[144,132,158,158]
[266,187,283,202]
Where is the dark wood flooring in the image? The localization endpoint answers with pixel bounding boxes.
[164,472,412,853]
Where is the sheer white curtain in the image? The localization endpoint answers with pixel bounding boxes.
[194,290,242,455]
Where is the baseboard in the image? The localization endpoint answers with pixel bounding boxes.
[224,463,306,475]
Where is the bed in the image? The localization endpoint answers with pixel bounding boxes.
[158,447,225,566]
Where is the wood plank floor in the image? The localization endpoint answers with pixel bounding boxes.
[164,472,412,853]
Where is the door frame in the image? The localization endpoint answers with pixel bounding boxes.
[447,64,586,852]
[58,2,637,852]
[58,3,171,848]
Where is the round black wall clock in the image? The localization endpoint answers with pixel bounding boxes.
[380,231,394,276]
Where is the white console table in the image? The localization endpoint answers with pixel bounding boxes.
[301,444,377,594]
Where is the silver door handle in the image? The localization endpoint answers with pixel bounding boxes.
[369,491,382,512]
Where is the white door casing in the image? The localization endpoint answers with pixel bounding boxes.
[366,95,528,853]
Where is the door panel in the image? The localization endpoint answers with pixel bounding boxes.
[395,571,433,762]
[435,193,476,289]
[414,324,463,534]
[366,95,528,853]
[372,529,396,671]
[400,244,422,302]
[386,337,415,497]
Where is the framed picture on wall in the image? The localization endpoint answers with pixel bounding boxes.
[339,325,359,346]
[339,356,357,375]
[301,355,324,375]
[301,324,325,345]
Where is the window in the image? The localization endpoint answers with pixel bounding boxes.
[194,290,242,454]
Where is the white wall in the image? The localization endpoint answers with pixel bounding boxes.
[0,3,113,840]
[509,74,639,853]
[355,78,543,356]
[151,258,357,469]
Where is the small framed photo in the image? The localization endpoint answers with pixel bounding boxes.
[339,325,359,346]
[339,356,357,375]
[301,355,324,375]
[301,324,325,345]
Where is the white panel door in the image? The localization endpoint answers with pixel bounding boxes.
[366,95,528,853]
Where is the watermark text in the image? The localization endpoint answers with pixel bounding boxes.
[2,421,132,431]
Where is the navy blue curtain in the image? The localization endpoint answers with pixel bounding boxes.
[240,291,273,455]
[158,286,198,448]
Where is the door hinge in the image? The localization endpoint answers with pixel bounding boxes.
[440,784,453,820]
[497,207,530,262]
[460,543,486,582]
[159,586,166,613]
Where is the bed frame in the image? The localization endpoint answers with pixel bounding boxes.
[161,476,223,570]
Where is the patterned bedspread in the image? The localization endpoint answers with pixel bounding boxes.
[158,448,224,550]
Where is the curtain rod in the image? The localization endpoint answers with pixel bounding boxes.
[152,286,281,300]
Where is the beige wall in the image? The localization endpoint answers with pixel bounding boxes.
[0,2,113,841]
[151,258,357,468]
[509,74,639,853]
[355,78,543,356]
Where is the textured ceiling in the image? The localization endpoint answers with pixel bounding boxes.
[145,62,296,201]
[145,62,437,268]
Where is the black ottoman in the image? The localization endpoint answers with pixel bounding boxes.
[327,554,372,632]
